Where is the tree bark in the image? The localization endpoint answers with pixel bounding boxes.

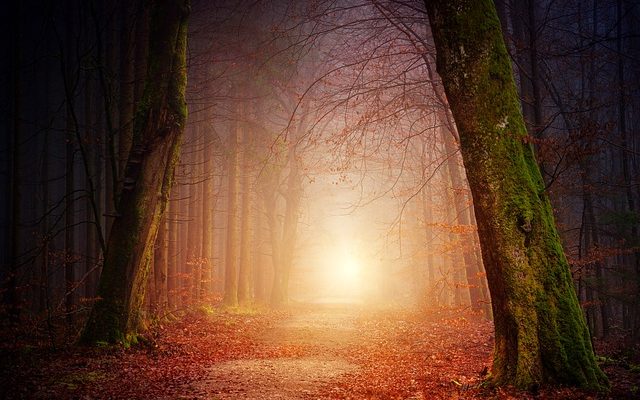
[223,108,240,307]
[425,0,607,389]
[440,127,487,314]
[118,0,136,181]
[253,203,265,302]
[6,2,21,321]
[153,215,168,312]
[276,146,302,306]
[168,188,179,309]
[81,0,189,344]
[616,0,640,338]
[64,7,77,328]
[237,130,252,306]
[263,167,283,305]
[201,132,214,299]
[186,131,200,303]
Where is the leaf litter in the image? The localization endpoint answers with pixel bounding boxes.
[0,304,637,399]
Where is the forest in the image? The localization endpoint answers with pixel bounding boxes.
[1,0,639,398]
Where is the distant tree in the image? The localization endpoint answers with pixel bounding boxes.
[426,0,607,390]
[223,101,240,307]
[81,0,190,344]
[237,122,253,306]
[200,128,215,300]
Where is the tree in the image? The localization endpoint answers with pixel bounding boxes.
[425,0,607,390]
[223,101,240,307]
[81,0,190,344]
[237,123,253,306]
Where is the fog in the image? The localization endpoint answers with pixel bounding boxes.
[3,0,637,335]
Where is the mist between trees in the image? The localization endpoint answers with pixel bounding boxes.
[0,0,638,387]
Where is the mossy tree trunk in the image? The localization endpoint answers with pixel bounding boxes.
[81,0,189,344]
[425,0,607,390]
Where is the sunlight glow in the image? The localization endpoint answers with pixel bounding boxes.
[342,256,361,282]
[316,240,372,301]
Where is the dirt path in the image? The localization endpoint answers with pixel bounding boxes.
[191,302,497,399]
[194,303,362,399]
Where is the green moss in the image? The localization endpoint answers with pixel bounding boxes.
[169,16,188,124]
[122,333,140,349]
[427,0,607,391]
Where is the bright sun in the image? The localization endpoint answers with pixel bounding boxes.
[315,242,369,300]
[341,256,361,282]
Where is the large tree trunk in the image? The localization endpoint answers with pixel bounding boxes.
[425,0,606,390]
[81,0,189,344]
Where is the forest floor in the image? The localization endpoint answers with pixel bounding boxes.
[1,301,638,399]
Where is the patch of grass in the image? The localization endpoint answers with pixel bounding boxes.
[596,355,616,365]
[56,370,106,390]
[232,306,261,316]
[218,305,263,316]
[196,305,217,317]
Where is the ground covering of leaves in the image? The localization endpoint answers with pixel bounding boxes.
[0,304,637,399]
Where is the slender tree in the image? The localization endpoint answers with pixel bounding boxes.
[425,0,607,390]
[223,105,240,307]
[237,127,253,306]
[201,131,214,299]
[5,1,22,322]
[168,189,179,309]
